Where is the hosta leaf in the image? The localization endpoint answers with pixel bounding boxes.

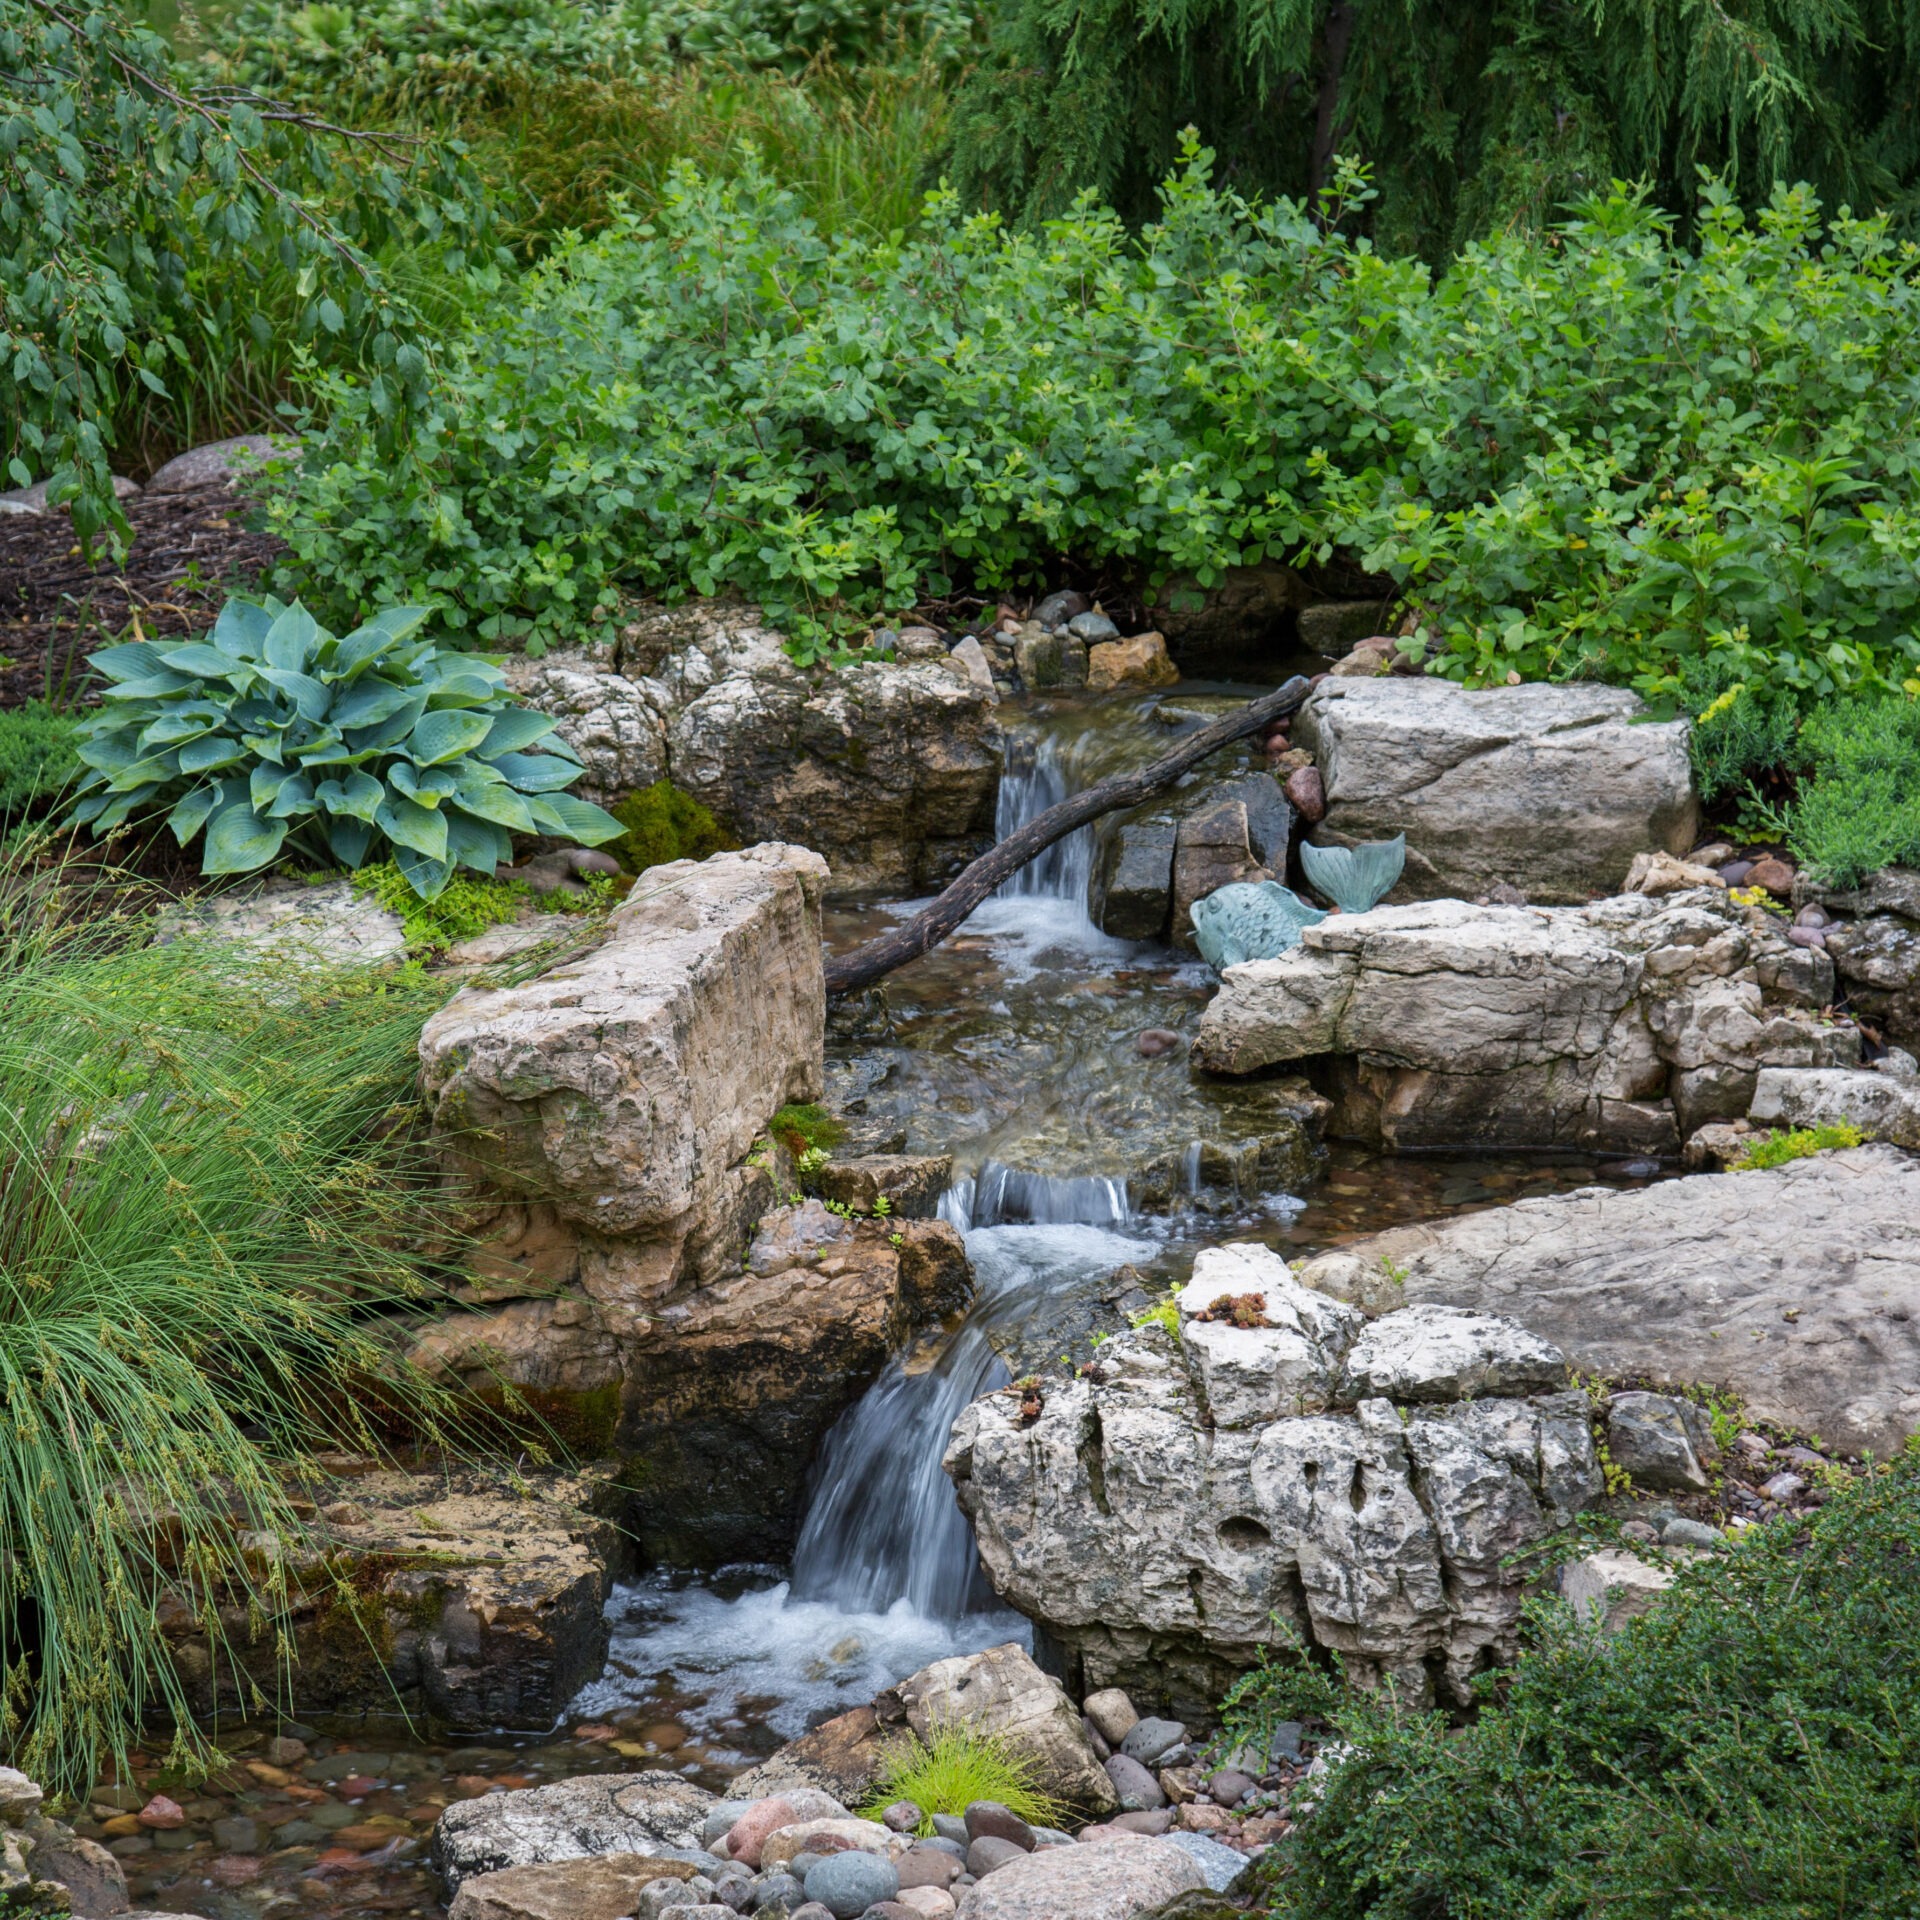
[475,709,556,757]
[139,706,221,747]
[328,816,373,868]
[263,603,320,672]
[158,643,250,681]
[452,777,536,833]
[256,666,331,722]
[527,792,623,845]
[88,641,173,683]
[348,692,429,753]
[410,708,493,764]
[393,846,453,900]
[317,770,385,824]
[391,762,458,807]
[375,794,448,864]
[212,598,276,656]
[445,807,512,874]
[422,673,500,709]
[332,676,417,729]
[268,773,316,820]
[92,783,166,833]
[203,803,288,873]
[491,751,583,793]
[179,734,244,775]
[166,785,221,847]
[102,671,198,701]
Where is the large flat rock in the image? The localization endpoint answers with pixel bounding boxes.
[954,1832,1204,1919]
[434,1773,716,1891]
[1293,678,1697,902]
[1299,1146,1920,1458]
[1191,892,1854,1153]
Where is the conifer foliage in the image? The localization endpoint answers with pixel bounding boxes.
[946,0,1920,250]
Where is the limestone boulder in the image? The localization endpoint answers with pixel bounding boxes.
[449,1854,711,1920]
[1340,1304,1566,1403]
[1292,679,1697,902]
[1748,1064,1920,1147]
[162,1470,615,1732]
[1297,1146,1920,1458]
[416,1217,970,1565]
[511,602,1000,897]
[1823,915,1920,1053]
[954,1833,1204,1918]
[420,844,826,1279]
[1191,892,1858,1152]
[435,1774,717,1891]
[946,1244,1602,1710]
[1088,631,1180,690]
[878,1643,1118,1815]
[1558,1549,1674,1634]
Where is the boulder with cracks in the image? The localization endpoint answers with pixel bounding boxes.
[1191,891,1855,1153]
[945,1243,1600,1714]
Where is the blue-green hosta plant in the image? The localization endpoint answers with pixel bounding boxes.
[1300,835,1406,914]
[69,596,619,897]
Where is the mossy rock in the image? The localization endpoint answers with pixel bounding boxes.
[613,779,736,876]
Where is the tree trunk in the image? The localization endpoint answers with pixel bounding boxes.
[1311,0,1357,202]
[824,676,1312,997]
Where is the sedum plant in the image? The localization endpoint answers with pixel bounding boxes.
[70,595,620,898]
[1300,835,1406,913]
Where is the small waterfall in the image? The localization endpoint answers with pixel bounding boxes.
[991,731,1096,913]
[789,1327,1006,1621]
[941,1162,1130,1230]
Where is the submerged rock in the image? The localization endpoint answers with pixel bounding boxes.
[1292,678,1697,902]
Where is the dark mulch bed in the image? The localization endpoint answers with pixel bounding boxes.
[0,484,281,710]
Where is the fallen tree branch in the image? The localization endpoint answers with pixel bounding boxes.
[826,676,1312,996]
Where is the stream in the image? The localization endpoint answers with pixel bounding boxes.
[108,684,1664,1919]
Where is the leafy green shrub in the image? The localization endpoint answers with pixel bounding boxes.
[208,0,972,97]
[0,870,469,1796]
[1,0,497,545]
[0,702,80,817]
[859,1723,1066,1834]
[612,778,735,875]
[1789,695,1920,886]
[1733,1121,1870,1171]
[270,151,1920,691]
[1234,1452,1920,1919]
[69,595,620,897]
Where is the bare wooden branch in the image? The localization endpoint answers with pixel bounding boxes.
[825,676,1312,997]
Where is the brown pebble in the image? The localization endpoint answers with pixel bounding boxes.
[1136,1028,1182,1057]
[1746,855,1795,896]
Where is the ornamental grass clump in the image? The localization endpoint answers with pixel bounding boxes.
[68,595,620,898]
[0,868,473,1797]
[859,1722,1065,1835]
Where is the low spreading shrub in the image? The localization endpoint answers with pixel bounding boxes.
[269,150,1920,692]
[859,1723,1066,1835]
[1789,695,1920,886]
[1230,1453,1920,1919]
[0,870,470,1796]
[0,703,80,818]
[69,594,620,897]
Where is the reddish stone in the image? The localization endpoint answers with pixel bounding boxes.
[337,1774,381,1798]
[726,1794,800,1868]
[1284,765,1326,824]
[453,1775,497,1799]
[210,1855,264,1886]
[573,1723,619,1742]
[136,1795,185,1830]
[1746,855,1795,897]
